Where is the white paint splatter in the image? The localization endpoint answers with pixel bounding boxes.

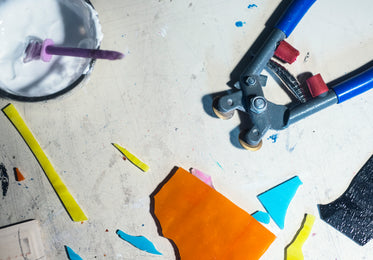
[158,26,168,38]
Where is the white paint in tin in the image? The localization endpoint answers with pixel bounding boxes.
[0,0,103,98]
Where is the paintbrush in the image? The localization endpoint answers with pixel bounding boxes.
[24,38,124,63]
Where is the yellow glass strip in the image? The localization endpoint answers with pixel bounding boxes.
[286,214,315,260]
[2,104,87,222]
[113,143,149,172]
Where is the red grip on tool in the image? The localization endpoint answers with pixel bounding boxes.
[274,40,300,64]
[306,73,329,98]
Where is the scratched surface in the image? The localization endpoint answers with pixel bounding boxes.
[0,0,373,259]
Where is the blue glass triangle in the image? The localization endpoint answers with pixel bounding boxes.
[257,176,302,229]
[65,246,83,260]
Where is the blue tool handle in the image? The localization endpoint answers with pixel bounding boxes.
[275,0,317,37]
[332,66,373,103]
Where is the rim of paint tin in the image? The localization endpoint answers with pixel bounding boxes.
[0,0,100,102]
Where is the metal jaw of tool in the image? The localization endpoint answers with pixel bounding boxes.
[214,28,296,150]
[213,0,373,150]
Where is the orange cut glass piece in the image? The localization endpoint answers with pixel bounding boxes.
[153,167,276,260]
[15,168,25,181]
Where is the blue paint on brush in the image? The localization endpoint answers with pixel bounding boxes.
[248,4,258,9]
[116,229,162,255]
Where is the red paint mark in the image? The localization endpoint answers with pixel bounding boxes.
[105,229,109,232]
[312,233,316,236]
[122,156,127,161]
[104,254,107,257]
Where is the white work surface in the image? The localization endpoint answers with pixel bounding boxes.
[1,0,373,259]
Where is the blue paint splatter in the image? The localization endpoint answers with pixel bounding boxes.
[248,4,258,9]
[235,21,244,27]
[268,134,278,143]
[209,154,223,170]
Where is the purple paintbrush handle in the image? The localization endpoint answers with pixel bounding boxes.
[46,45,124,60]
[38,39,124,61]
